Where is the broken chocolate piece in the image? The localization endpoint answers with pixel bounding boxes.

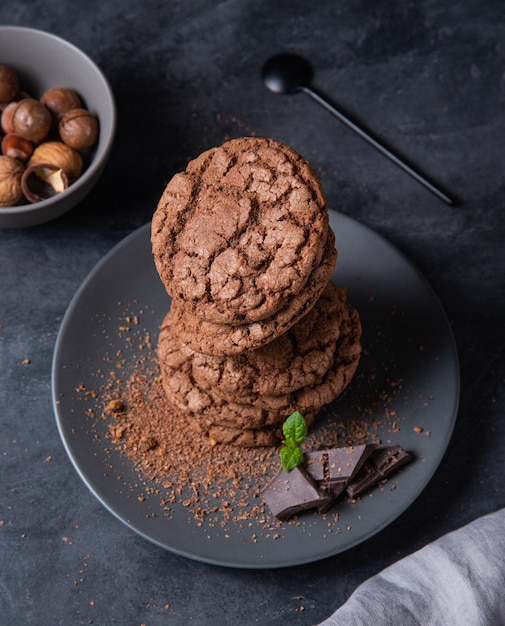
[305,443,378,484]
[346,444,413,498]
[305,443,378,514]
[344,463,378,499]
[305,450,327,481]
[261,466,332,521]
[262,444,414,521]
[316,482,346,514]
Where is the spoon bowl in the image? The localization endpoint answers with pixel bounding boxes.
[261,53,313,94]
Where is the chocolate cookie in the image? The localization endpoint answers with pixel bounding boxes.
[157,308,317,445]
[151,137,329,325]
[188,410,317,447]
[170,228,337,356]
[186,281,346,397]
[193,291,362,414]
[189,421,281,448]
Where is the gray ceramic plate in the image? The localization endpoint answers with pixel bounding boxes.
[52,211,460,568]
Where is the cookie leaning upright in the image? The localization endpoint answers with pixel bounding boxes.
[151,137,330,325]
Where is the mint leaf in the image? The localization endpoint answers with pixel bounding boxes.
[282,411,307,445]
[280,443,304,472]
[280,411,308,471]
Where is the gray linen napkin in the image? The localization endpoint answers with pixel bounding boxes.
[319,508,505,626]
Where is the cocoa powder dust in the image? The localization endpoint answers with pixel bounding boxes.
[76,298,406,538]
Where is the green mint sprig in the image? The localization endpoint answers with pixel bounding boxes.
[280,411,308,471]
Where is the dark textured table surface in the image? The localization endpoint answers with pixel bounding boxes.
[1,1,504,624]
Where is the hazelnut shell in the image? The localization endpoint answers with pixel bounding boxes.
[12,98,52,143]
[1,133,33,162]
[40,87,83,122]
[21,162,69,203]
[0,64,19,104]
[1,101,17,134]
[0,154,24,207]
[29,141,83,182]
[59,108,99,150]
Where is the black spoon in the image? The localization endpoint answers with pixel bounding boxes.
[262,53,454,206]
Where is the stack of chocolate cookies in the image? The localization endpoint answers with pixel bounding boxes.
[151,137,361,447]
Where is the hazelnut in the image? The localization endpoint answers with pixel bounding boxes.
[1,133,33,161]
[21,162,69,203]
[0,64,19,104]
[59,108,98,150]
[40,87,82,122]
[29,141,83,182]
[0,155,24,207]
[12,98,52,143]
[1,101,17,134]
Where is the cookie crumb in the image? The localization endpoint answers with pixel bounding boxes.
[105,399,125,413]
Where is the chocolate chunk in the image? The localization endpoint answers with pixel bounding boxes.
[305,450,327,481]
[372,444,413,475]
[305,443,377,514]
[305,443,378,484]
[346,444,413,498]
[316,482,346,514]
[344,463,378,499]
[261,466,332,521]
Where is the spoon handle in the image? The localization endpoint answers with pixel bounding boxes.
[301,85,455,206]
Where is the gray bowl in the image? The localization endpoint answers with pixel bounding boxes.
[0,26,116,228]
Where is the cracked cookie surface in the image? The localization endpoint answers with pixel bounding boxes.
[158,310,316,446]
[151,137,329,324]
[169,228,336,356]
[157,284,361,446]
[210,297,362,414]
[185,282,346,397]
